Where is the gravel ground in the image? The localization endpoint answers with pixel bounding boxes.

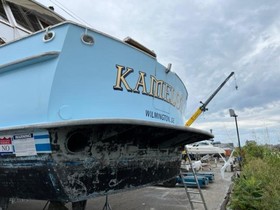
[8,163,234,210]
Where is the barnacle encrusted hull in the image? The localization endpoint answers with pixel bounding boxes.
[0,121,212,201]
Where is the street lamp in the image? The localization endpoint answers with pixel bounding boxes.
[229,109,242,170]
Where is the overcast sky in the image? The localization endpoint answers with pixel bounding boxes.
[38,0,280,146]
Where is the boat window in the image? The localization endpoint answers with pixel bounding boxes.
[197,142,209,146]
[39,19,50,28]
[25,11,41,31]
[8,3,41,32]
[0,2,8,22]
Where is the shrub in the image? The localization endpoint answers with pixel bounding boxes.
[229,142,280,210]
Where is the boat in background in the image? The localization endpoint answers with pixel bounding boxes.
[186,140,226,156]
[0,1,213,209]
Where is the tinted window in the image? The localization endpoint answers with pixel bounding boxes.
[9,3,41,32]
[0,2,8,22]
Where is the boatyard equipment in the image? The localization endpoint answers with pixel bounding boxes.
[185,72,236,126]
[181,148,208,210]
[181,172,215,183]
[177,175,209,187]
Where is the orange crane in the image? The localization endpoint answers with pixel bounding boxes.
[185,72,236,126]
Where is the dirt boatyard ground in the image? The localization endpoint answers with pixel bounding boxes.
[8,163,234,210]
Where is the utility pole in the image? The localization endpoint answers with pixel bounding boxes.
[229,109,242,170]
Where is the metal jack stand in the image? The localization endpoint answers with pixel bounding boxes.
[102,194,112,210]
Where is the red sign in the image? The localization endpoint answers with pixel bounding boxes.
[0,137,13,153]
[0,137,12,145]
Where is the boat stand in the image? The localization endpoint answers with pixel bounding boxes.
[0,197,9,210]
[102,194,112,210]
[47,201,68,210]
[45,200,87,210]
[72,200,87,210]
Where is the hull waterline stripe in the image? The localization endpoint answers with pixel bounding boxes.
[34,134,49,139]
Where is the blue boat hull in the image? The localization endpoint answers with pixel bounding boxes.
[0,22,213,203]
[0,22,188,129]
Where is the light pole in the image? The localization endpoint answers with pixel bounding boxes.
[229,109,242,170]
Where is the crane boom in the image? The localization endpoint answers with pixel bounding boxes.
[185,72,235,126]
